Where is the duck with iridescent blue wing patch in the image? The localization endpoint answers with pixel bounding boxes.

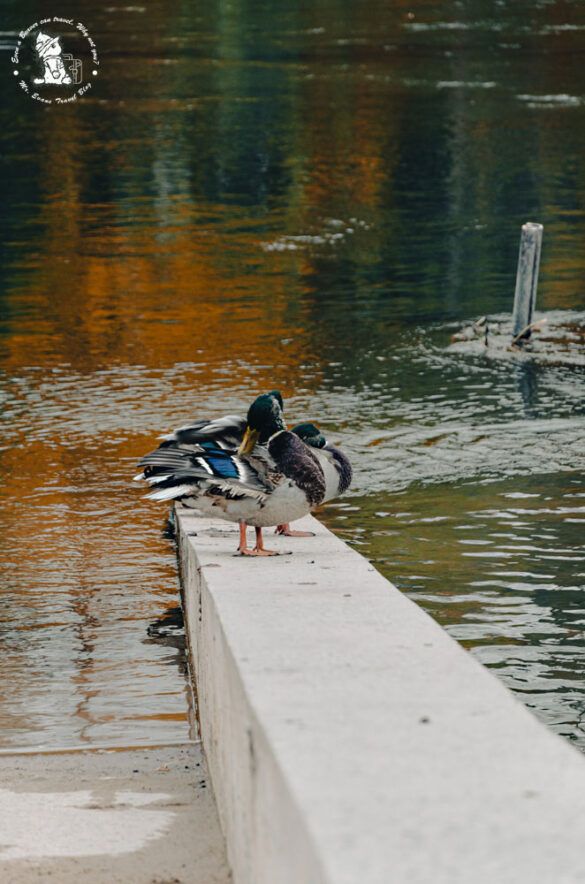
[137,392,326,556]
[134,388,281,488]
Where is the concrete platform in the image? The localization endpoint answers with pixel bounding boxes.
[0,744,231,883]
[177,507,585,884]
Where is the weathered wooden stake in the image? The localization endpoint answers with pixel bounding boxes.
[512,221,543,341]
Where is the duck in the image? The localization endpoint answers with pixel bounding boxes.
[136,389,314,540]
[275,422,353,536]
[135,388,283,488]
[137,392,326,556]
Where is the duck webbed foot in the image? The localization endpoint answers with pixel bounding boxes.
[275,523,315,537]
[236,524,289,556]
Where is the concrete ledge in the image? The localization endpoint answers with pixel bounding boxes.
[177,508,585,884]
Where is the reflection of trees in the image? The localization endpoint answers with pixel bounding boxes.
[4,0,585,375]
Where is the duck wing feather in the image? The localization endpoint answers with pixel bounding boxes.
[323,444,353,495]
[139,443,279,503]
[159,414,247,451]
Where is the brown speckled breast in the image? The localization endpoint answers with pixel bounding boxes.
[268,431,326,507]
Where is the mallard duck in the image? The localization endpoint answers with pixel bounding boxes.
[292,423,353,498]
[137,393,326,556]
[134,389,283,488]
[275,422,353,536]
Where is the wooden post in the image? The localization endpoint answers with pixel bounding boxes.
[512,222,543,341]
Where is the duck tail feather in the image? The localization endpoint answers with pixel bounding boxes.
[146,484,196,501]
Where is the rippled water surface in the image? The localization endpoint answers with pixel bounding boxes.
[2,0,585,748]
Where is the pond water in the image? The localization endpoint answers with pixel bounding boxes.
[2,0,585,749]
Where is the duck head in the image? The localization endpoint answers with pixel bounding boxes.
[268,389,284,411]
[291,422,327,449]
[238,391,286,454]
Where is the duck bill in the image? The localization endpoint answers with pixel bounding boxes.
[237,427,260,455]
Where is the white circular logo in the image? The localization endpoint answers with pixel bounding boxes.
[12,18,99,104]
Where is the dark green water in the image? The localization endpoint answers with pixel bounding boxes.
[2,0,585,748]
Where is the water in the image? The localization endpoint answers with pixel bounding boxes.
[2,0,585,748]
